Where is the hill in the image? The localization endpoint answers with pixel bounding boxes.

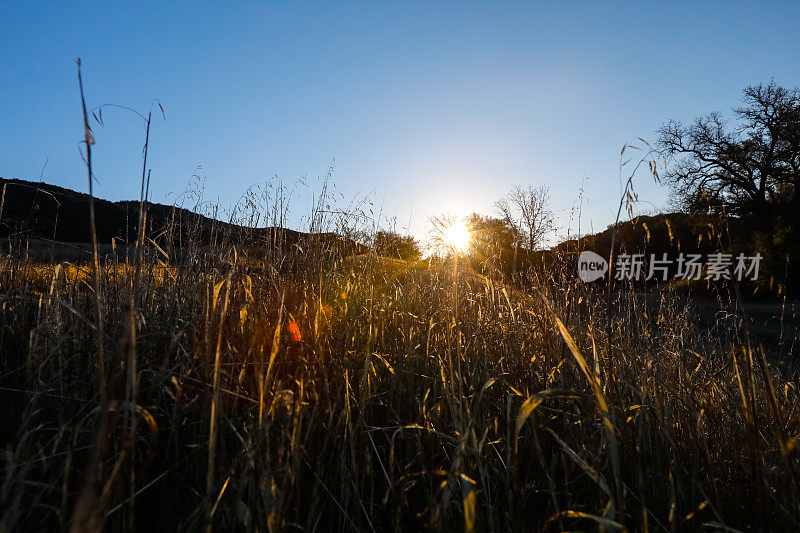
[0,177,362,259]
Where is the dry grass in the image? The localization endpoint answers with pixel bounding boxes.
[1,210,800,531]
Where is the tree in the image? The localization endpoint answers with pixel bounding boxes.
[494,185,555,251]
[658,81,800,227]
[465,213,521,274]
[466,213,520,250]
[372,230,421,260]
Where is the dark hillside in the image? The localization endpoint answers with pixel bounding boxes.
[0,177,363,257]
[555,212,728,258]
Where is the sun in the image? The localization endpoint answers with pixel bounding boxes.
[444,217,472,254]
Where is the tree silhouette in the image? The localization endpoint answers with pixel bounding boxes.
[494,185,555,251]
[659,81,800,229]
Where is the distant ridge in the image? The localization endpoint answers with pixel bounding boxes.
[0,177,723,264]
[0,177,360,254]
[554,211,722,259]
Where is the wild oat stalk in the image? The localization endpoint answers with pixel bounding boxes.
[76,58,107,403]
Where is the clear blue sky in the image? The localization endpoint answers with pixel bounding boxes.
[2,1,799,243]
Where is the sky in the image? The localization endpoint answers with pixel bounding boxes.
[2,1,799,245]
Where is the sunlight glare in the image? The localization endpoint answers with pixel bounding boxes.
[445,217,471,254]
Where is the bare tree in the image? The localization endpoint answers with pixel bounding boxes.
[494,185,555,251]
[658,81,800,227]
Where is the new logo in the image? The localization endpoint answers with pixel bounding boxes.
[577,251,608,282]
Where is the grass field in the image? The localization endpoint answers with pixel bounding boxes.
[1,215,799,532]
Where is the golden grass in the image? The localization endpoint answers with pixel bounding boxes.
[0,236,799,531]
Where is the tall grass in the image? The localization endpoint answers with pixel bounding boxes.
[2,178,799,531]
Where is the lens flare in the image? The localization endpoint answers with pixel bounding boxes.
[444,218,471,254]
